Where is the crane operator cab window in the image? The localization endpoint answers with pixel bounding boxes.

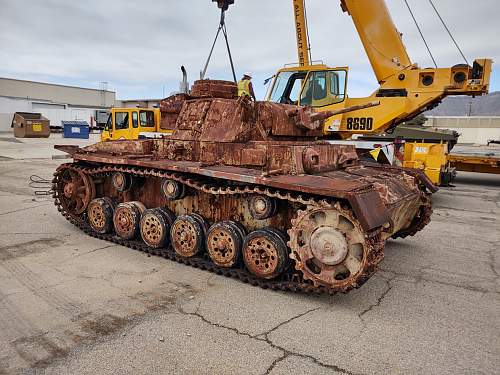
[300,70,347,107]
[269,71,307,105]
[268,69,347,107]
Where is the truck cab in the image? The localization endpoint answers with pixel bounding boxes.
[101,108,172,141]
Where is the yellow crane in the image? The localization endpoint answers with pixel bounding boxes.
[266,0,491,139]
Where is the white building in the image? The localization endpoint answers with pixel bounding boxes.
[0,77,116,132]
[424,116,500,145]
[116,99,161,109]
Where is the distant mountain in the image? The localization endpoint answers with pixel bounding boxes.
[425,91,500,116]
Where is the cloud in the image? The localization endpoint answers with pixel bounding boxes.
[0,0,498,99]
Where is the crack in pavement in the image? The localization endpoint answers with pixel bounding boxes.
[178,305,362,375]
[487,244,500,281]
[0,203,52,216]
[53,245,115,266]
[352,274,396,341]
[379,267,499,295]
[358,275,395,321]
[434,205,495,215]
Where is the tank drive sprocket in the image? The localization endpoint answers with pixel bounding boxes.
[288,204,383,290]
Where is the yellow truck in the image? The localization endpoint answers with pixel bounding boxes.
[101,108,173,141]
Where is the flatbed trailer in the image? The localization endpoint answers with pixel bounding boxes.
[448,153,500,174]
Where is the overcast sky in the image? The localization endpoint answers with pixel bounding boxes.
[0,0,499,100]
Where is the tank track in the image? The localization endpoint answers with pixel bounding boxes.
[52,163,395,294]
[391,195,432,240]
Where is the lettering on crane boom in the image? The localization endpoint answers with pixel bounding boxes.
[346,117,374,131]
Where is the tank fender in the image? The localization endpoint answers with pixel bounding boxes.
[406,169,439,193]
[54,145,81,156]
[347,189,391,231]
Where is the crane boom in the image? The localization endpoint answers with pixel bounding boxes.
[292,0,311,66]
[267,0,492,139]
[341,0,412,83]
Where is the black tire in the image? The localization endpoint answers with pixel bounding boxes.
[87,198,114,234]
[242,228,288,279]
[161,179,186,200]
[140,208,170,249]
[113,202,141,240]
[248,195,277,220]
[171,215,205,258]
[112,172,132,192]
[206,221,244,268]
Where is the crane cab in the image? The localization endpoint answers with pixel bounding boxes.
[101,108,173,141]
[266,64,349,134]
[266,65,348,108]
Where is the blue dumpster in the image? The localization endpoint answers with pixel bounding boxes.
[62,121,90,139]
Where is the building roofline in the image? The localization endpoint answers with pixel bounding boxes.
[0,76,115,94]
[118,98,163,102]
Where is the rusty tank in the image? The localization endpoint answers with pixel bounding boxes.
[52,79,436,294]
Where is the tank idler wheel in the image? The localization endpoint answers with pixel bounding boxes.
[206,221,245,268]
[248,195,277,220]
[171,215,205,258]
[57,167,95,215]
[140,208,172,249]
[161,179,186,200]
[112,172,133,192]
[113,202,144,239]
[242,228,288,279]
[87,198,114,234]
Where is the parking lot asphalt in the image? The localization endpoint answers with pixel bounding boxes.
[0,134,498,375]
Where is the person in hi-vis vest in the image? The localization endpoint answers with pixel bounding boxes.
[237,72,256,101]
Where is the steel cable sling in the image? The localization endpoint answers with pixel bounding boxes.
[201,1,237,82]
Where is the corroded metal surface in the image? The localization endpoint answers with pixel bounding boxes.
[52,79,435,293]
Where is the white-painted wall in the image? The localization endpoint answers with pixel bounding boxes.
[0,97,104,132]
[424,116,500,145]
[0,77,116,132]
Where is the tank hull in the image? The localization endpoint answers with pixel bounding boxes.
[52,140,432,293]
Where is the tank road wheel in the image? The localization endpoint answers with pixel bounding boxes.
[161,179,186,200]
[288,206,372,290]
[56,166,95,215]
[248,195,277,220]
[242,228,288,279]
[206,221,245,268]
[140,208,173,249]
[171,215,205,258]
[87,198,114,234]
[112,172,132,192]
[113,202,144,240]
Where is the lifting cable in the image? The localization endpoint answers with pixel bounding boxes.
[201,6,237,82]
[428,0,469,65]
[403,0,438,68]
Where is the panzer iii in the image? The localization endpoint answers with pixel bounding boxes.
[53,80,435,294]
